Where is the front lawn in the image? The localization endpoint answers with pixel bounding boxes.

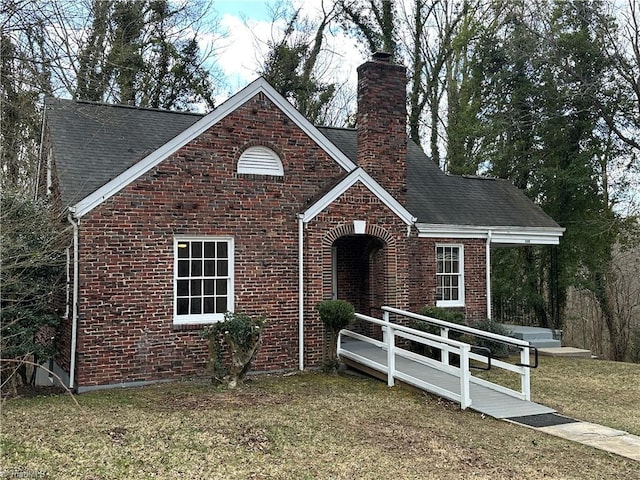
[1,357,638,479]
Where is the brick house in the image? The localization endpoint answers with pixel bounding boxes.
[38,53,563,392]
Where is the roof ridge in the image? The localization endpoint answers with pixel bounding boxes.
[46,96,206,117]
[316,125,356,131]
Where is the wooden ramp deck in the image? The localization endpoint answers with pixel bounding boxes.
[339,337,555,419]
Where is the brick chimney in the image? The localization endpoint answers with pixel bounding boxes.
[356,52,407,203]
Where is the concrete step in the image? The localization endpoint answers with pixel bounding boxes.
[530,339,562,348]
[499,325,561,349]
[538,347,592,358]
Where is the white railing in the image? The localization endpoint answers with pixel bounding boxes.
[338,311,473,409]
[382,306,533,402]
[337,306,534,410]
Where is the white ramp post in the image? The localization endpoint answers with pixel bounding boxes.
[441,327,450,366]
[459,345,471,409]
[521,346,531,401]
[384,310,395,387]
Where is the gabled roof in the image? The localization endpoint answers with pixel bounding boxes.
[300,167,416,225]
[318,127,563,240]
[45,82,562,242]
[48,78,356,217]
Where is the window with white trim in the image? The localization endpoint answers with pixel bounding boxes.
[237,146,284,176]
[174,237,233,324]
[435,245,464,307]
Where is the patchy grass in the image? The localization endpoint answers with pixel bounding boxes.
[1,359,639,479]
[476,355,640,436]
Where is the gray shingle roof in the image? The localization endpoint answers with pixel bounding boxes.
[45,97,203,206]
[45,98,559,230]
[318,127,560,229]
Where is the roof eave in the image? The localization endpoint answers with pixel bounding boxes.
[416,223,565,245]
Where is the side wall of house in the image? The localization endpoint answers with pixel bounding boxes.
[74,92,345,389]
[408,237,487,321]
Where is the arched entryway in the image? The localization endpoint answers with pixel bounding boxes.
[332,234,387,317]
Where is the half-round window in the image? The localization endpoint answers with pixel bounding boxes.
[237,146,284,176]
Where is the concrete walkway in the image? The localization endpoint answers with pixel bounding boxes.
[506,417,640,461]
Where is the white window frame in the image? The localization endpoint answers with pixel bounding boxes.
[435,244,465,308]
[173,236,234,325]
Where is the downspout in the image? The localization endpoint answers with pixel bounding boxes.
[67,210,79,389]
[298,215,305,371]
[486,230,492,320]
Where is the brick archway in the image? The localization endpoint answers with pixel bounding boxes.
[322,223,397,318]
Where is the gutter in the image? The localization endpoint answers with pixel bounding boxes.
[298,215,304,371]
[67,210,79,390]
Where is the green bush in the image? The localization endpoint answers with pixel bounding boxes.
[317,300,355,331]
[469,319,513,358]
[317,300,355,372]
[203,312,266,388]
[412,306,466,339]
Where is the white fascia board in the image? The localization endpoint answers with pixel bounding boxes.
[72,78,356,218]
[416,223,565,245]
[301,168,417,225]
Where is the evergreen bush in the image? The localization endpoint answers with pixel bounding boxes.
[317,300,355,372]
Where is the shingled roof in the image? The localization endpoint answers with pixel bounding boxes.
[44,97,203,206]
[45,97,560,231]
[317,127,560,230]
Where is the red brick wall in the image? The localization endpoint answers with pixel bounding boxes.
[408,237,488,321]
[357,58,407,203]
[74,92,346,388]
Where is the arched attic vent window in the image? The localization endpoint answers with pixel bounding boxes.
[237,146,284,176]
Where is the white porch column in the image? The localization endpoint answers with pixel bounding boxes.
[486,230,492,320]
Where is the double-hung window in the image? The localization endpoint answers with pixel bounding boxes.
[174,237,233,324]
[435,245,464,307]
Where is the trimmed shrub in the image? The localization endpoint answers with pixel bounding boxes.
[317,300,355,372]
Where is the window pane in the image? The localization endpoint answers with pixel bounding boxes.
[191,260,202,276]
[204,279,214,295]
[217,242,228,258]
[204,260,215,276]
[215,296,227,313]
[190,298,202,314]
[191,279,201,296]
[450,287,459,301]
[177,298,189,315]
[444,260,451,273]
[217,260,228,276]
[443,286,451,300]
[191,241,202,258]
[216,279,227,295]
[178,260,189,277]
[204,297,214,313]
[452,260,459,273]
[177,242,189,258]
[204,242,215,258]
[177,280,189,296]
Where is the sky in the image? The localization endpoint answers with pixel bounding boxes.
[206,0,367,107]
